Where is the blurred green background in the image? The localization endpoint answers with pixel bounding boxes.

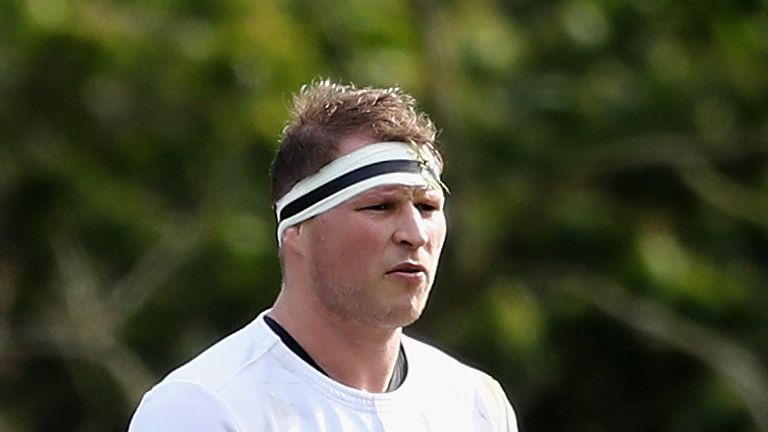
[1,0,767,430]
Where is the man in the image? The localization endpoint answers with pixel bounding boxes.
[128,80,519,431]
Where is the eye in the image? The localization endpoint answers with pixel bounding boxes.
[416,202,441,212]
[360,203,391,211]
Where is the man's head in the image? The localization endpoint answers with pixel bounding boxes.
[270,80,448,329]
[271,80,442,205]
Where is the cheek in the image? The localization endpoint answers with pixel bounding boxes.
[316,219,386,265]
[429,217,448,251]
[345,224,388,256]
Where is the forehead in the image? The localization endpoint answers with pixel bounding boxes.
[352,184,444,200]
[336,133,377,157]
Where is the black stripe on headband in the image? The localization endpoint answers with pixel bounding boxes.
[279,159,427,222]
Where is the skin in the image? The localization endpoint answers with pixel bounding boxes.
[269,133,448,392]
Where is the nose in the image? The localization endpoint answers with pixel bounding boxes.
[393,204,429,248]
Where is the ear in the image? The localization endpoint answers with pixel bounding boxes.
[281,224,305,257]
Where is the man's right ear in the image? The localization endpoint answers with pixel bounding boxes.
[281,224,305,256]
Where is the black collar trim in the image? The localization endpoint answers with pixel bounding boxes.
[263,315,408,391]
[264,315,326,374]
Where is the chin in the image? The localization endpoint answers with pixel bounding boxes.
[380,301,427,329]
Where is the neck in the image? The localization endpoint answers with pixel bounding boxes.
[270,290,402,393]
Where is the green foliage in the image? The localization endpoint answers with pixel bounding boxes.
[2,0,767,430]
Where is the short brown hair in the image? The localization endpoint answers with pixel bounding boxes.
[270,80,442,204]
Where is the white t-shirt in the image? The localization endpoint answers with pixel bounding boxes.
[128,311,519,431]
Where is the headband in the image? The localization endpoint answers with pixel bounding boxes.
[274,141,446,245]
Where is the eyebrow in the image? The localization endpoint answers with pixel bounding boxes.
[351,188,402,202]
[353,186,443,202]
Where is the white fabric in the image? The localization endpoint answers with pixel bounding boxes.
[128,311,519,432]
[275,142,444,245]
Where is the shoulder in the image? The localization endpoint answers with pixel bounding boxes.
[129,313,279,431]
[163,313,276,389]
[403,334,520,432]
[128,380,242,432]
[401,334,483,382]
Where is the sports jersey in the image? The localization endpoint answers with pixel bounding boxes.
[128,310,519,431]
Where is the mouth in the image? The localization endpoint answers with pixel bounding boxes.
[386,262,427,276]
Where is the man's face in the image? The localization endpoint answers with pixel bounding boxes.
[300,138,447,330]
